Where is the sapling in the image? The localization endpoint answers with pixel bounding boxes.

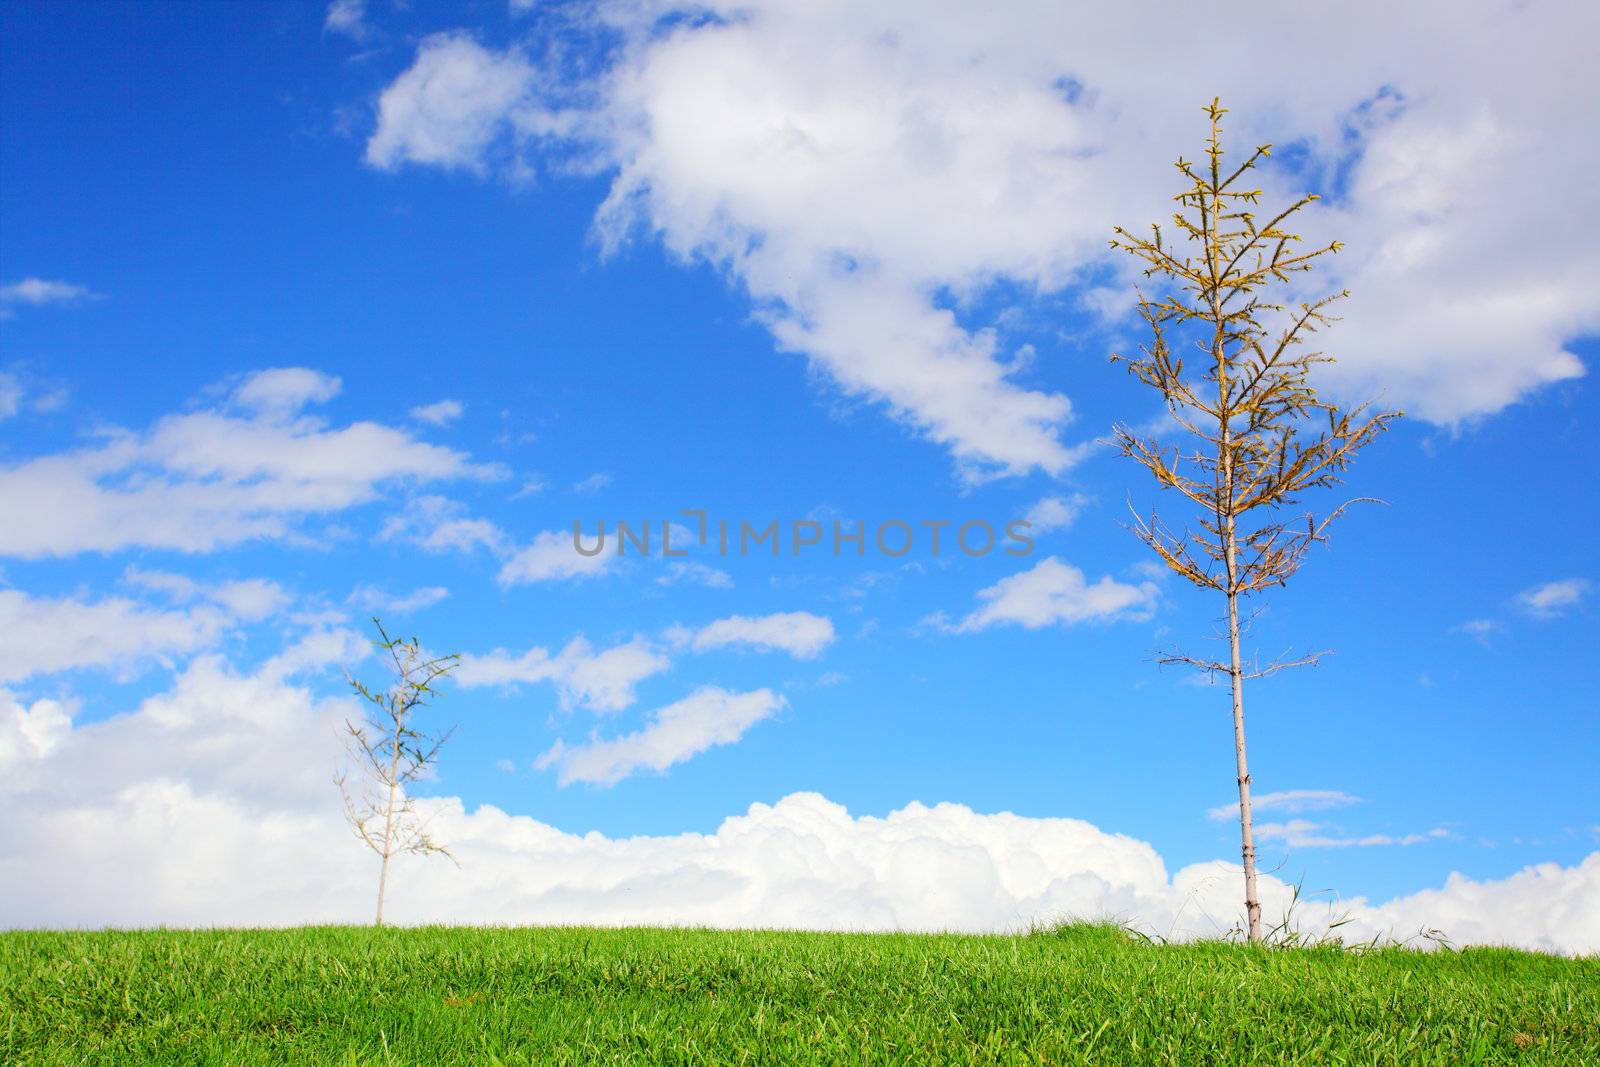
[337,617,461,926]
[1110,100,1400,943]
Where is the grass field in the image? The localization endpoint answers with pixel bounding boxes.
[2,924,1595,1064]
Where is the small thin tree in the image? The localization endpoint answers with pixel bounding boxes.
[1109,100,1400,943]
[338,617,461,926]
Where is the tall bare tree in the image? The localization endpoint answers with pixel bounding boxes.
[338,617,461,926]
[1109,100,1400,943]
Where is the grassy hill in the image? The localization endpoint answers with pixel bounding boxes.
[3,924,1594,1064]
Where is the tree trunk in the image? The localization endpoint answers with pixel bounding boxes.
[1207,151,1261,945]
[1213,276,1261,943]
[375,846,391,927]
[1226,588,1263,943]
[375,729,402,927]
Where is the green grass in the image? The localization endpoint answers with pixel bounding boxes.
[2,924,1594,1064]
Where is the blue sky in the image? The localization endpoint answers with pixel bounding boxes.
[2,1,1596,946]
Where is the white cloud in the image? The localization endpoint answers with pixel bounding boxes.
[349,585,450,614]
[210,579,290,620]
[1255,820,1451,849]
[264,626,372,682]
[459,635,670,713]
[0,368,499,559]
[365,34,539,173]
[498,528,615,585]
[0,582,286,685]
[380,499,630,585]
[0,369,65,422]
[368,2,1597,476]
[0,692,73,768]
[0,373,21,420]
[380,494,510,555]
[1451,618,1501,646]
[942,557,1157,632]
[122,568,291,623]
[1350,857,1600,952]
[655,561,734,589]
[583,13,1103,480]
[1021,493,1089,535]
[231,367,341,417]
[0,647,1594,952]
[323,0,369,42]
[1515,578,1590,619]
[572,473,612,494]
[536,686,785,786]
[1207,790,1362,823]
[410,399,464,426]
[680,611,835,659]
[421,517,506,554]
[119,567,207,601]
[0,650,358,819]
[0,369,61,421]
[0,277,94,316]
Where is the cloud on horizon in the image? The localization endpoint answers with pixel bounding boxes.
[2,640,1595,953]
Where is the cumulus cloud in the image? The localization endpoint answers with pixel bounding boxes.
[0,372,68,423]
[0,646,369,896]
[266,626,373,681]
[458,635,670,713]
[535,686,785,786]
[497,528,615,585]
[1,648,1594,953]
[123,567,290,621]
[0,692,73,768]
[365,2,1596,476]
[940,557,1157,632]
[1021,494,1089,535]
[378,501,628,586]
[365,34,539,172]
[1515,578,1590,619]
[409,399,464,426]
[1347,856,1600,952]
[379,494,510,555]
[323,0,369,43]
[0,642,1591,950]
[677,611,835,659]
[231,367,342,417]
[0,277,95,316]
[0,368,499,559]
[0,581,286,685]
[213,580,290,620]
[348,584,450,614]
[459,610,835,726]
